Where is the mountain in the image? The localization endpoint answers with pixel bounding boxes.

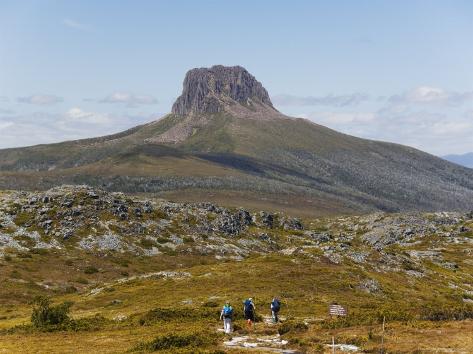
[0,65,472,215]
[443,152,473,169]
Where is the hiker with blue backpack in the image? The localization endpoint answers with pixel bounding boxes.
[271,298,281,323]
[243,298,256,330]
[220,301,233,334]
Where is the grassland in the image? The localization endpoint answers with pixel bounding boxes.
[1,252,473,353]
[0,187,472,353]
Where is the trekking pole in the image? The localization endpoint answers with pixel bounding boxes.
[332,335,336,354]
[254,296,257,332]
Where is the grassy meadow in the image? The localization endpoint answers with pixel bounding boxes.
[1,252,473,353]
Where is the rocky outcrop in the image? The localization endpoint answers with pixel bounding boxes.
[1,186,472,276]
[171,65,276,115]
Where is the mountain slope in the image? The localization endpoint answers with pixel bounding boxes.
[0,65,472,214]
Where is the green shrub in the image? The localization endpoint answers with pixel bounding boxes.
[30,248,49,255]
[278,320,308,335]
[14,212,32,226]
[138,307,218,325]
[10,270,21,279]
[420,304,473,321]
[463,293,473,301]
[112,258,129,267]
[160,247,178,256]
[133,331,220,351]
[31,296,73,328]
[84,266,99,274]
[68,314,108,331]
[63,286,78,294]
[140,238,156,249]
[74,277,88,284]
[15,311,106,334]
[183,236,195,244]
[156,237,170,244]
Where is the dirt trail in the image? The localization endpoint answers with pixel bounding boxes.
[220,315,297,353]
[220,316,360,353]
[223,334,298,353]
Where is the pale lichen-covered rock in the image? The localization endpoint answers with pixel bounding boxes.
[357,278,382,293]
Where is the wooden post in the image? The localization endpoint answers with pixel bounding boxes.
[332,335,335,354]
[285,296,288,319]
[381,316,385,354]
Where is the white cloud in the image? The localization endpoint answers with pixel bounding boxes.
[62,18,92,32]
[284,84,473,155]
[0,108,14,114]
[389,86,473,106]
[17,94,63,105]
[408,86,449,103]
[299,106,473,156]
[0,96,9,102]
[303,112,375,124]
[99,92,158,106]
[64,107,111,124]
[430,121,473,135]
[0,109,162,149]
[0,121,13,130]
[273,93,369,107]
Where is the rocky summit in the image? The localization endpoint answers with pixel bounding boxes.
[0,65,472,214]
[171,65,275,116]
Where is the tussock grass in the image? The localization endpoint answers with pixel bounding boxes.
[138,307,218,325]
[278,320,308,335]
[420,304,473,321]
[132,331,221,352]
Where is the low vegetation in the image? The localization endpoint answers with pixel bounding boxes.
[31,296,72,329]
[0,187,472,352]
[132,331,221,352]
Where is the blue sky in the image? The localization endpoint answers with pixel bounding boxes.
[0,0,472,155]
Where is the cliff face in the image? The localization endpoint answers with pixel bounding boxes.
[171,65,275,115]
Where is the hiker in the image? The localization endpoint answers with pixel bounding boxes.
[243,298,256,330]
[270,298,281,323]
[220,301,233,334]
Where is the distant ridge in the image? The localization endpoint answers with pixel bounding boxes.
[0,65,472,215]
[443,152,473,169]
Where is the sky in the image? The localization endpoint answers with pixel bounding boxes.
[0,0,472,156]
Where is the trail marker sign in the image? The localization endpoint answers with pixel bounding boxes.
[329,303,347,317]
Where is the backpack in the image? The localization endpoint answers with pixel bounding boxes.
[272,299,281,312]
[223,305,233,318]
[244,299,254,313]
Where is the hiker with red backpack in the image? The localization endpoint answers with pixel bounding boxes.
[220,301,233,334]
[271,298,281,323]
[243,298,256,331]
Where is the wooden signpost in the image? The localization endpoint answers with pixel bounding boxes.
[329,303,348,317]
[328,303,348,353]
